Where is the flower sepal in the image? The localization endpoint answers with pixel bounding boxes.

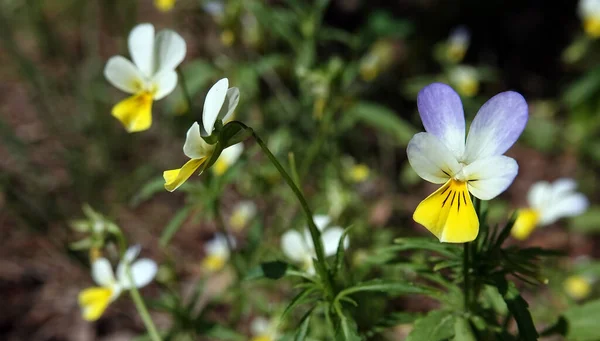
[199,121,252,173]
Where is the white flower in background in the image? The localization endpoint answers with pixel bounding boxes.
[229,201,257,231]
[202,234,235,272]
[163,78,241,191]
[448,65,479,97]
[407,83,528,243]
[281,215,349,274]
[579,0,600,38]
[212,142,244,176]
[511,178,588,240]
[446,26,470,63]
[250,316,279,341]
[104,23,186,132]
[78,245,157,321]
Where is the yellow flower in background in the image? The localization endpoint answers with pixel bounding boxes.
[104,24,186,132]
[154,0,176,12]
[250,316,280,341]
[281,215,349,274]
[446,26,471,63]
[229,201,257,231]
[564,275,593,300]
[512,179,588,240]
[202,234,235,272]
[407,83,528,243]
[163,78,242,191]
[579,0,600,38]
[448,66,480,97]
[78,246,157,321]
[212,142,244,176]
[359,40,395,82]
[348,163,370,183]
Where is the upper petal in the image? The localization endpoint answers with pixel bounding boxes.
[406,132,462,184]
[123,245,141,263]
[417,83,466,158]
[219,143,244,165]
[92,258,115,287]
[154,29,186,73]
[104,56,145,94]
[321,226,348,256]
[218,87,240,123]
[203,78,229,134]
[527,181,551,209]
[183,122,213,159]
[462,155,518,200]
[313,215,331,231]
[128,23,155,77]
[117,259,158,289]
[541,193,589,225]
[281,230,310,262]
[464,91,528,162]
[152,69,178,100]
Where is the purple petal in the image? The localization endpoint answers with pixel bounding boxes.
[464,91,528,162]
[417,83,466,158]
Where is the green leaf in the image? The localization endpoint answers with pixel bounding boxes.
[562,65,600,108]
[261,260,289,279]
[334,303,362,341]
[392,238,459,258]
[294,307,314,341]
[346,102,416,146]
[282,287,319,320]
[406,309,455,341]
[335,279,436,303]
[501,282,538,341]
[159,206,192,248]
[220,121,253,148]
[453,316,476,341]
[562,299,600,341]
[333,226,353,278]
[130,177,167,207]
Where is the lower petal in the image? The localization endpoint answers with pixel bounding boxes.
[163,158,206,192]
[584,17,600,38]
[112,93,153,133]
[202,254,226,272]
[78,287,113,321]
[413,179,479,243]
[511,208,540,240]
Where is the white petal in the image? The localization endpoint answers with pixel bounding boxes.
[463,155,518,200]
[104,56,146,94]
[206,234,234,256]
[91,258,115,287]
[123,245,141,263]
[527,181,552,209]
[152,69,178,100]
[281,230,310,262]
[218,87,240,123]
[550,178,577,196]
[541,194,589,225]
[118,259,157,289]
[406,132,461,184]
[250,317,270,336]
[322,226,348,256]
[154,30,186,73]
[313,215,331,231]
[218,143,244,165]
[203,78,229,134]
[128,23,155,77]
[183,122,211,159]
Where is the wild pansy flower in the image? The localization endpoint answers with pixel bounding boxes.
[250,316,280,341]
[163,78,241,192]
[154,0,176,12]
[579,0,600,38]
[104,23,186,132]
[229,201,257,231]
[511,178,588,240]
[407,83,528,243]
[202,234,235,272]
[281,215,349,274]
[78,245,157,321]
[446,26,470,63]
[448,65,479,97]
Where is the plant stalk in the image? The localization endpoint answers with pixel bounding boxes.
[127,268,162,341]
[176,67,194,114]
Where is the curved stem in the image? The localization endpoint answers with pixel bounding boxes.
[176,67,194,114]
[127,268,162,341]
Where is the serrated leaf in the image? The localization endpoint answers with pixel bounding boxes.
[562,299,600,341]
[406,310,455,341]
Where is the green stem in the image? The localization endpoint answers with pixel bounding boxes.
[176,67,194,114]
[463,242,470,311]
[127,268,162,341]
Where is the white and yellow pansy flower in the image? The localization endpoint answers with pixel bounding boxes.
[579,0,600,38]
[229,200,257,231]
[407,83,528,243]
[78,245,157,321]
[163,78,241,191]
[448,65,479,97]
[511,178,588,240]
[104,23,186,132]
[446,26,470,63]
[250,316,280,341]
[154,0,176,12]
[281,215,349,274]
[202,234,235,272]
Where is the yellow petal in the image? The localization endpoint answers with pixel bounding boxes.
[447,45,467,63]
[564,275,592,300]
[212,157,229,176]
[511,208,540,240]
[413,179,479,243]
[163,158,206,192]
[202,254,226,272]
[251,336,273,341]
[584,17,600,38]
[154,0,176,12]
[112,93,153,133]
[78,287,113,321]
[349,164,370,183]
